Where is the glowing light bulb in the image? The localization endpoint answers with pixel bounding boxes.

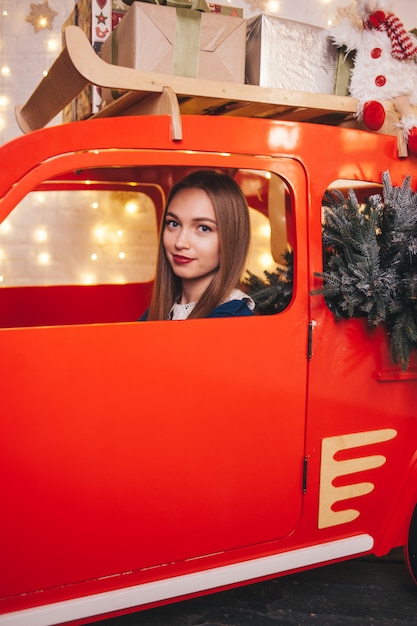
[46,38,59,53]
[1,66,10,77]
[37,252,50,265]
[266,0,280,14]
[34,228,48,243]
[117,230,123,237]
[91,202,99,209]
[125,201,138,214]
[260,252,274,267]
[0,221,11,234]
[259,224,271,238]
[118,252,126,259]
[94,226,105,242]
[0,95,9,107]
[80,273,96,285]
[91,253,98,261]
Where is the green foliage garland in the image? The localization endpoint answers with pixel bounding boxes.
[315,171,417,370]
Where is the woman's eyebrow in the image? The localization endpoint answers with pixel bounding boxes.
[166,211,217,224]
[192,217,217,224]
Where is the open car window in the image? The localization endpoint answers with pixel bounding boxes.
[0,165,294,326]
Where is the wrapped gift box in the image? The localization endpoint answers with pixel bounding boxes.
[62,0,129,54]
[246,14,338,94]
[334,47,354,97]
[208,3,243,17]
[100,1,246,105]
[62,0,129,122]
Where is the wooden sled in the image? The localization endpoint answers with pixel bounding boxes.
[15,25,359,142]
[15,25,408,155]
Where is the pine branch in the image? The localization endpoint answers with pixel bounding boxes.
[316,187,394,326]
[244,248,293,315]
[315,172,417,370]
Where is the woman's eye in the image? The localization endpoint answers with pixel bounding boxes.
[199,224,211,233]
[166,219,179,229]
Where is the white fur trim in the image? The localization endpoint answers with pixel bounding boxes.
[328,20,363,52]
[355,101,364,122]
[356,0,394,21]
[346,30,417,103]
[399,115,417,138]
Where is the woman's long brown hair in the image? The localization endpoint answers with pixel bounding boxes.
[147,170,250,320]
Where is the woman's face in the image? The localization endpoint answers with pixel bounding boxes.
[163,187,220,302]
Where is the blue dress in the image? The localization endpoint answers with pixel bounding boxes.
[207,298,254,317]
[139,297,254,321]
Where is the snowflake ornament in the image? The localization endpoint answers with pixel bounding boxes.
[245,0,268,12]
[26,1,57,33]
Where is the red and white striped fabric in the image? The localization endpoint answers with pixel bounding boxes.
[364,11,417,60]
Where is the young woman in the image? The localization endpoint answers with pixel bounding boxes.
[142,170,255,321]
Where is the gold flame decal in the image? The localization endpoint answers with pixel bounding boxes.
[318,429,397,529]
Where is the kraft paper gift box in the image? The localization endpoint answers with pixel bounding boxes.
[245,14,338,95]
[100,1,246,105]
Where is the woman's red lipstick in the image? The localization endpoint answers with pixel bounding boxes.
[173,254,194,264]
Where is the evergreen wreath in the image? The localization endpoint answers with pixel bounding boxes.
[315,171,417,371]
[244,171,417,370]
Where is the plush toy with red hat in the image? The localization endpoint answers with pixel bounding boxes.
[329,0,417,155]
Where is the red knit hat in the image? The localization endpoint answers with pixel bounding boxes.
[364,11,417,60]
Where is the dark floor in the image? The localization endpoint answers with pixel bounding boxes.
[99,550,416,626]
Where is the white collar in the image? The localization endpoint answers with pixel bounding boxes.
[169,289,254,320]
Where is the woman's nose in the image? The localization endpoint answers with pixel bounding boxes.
[175,228,191,249]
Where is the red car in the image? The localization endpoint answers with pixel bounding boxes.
[0,111,416,626]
